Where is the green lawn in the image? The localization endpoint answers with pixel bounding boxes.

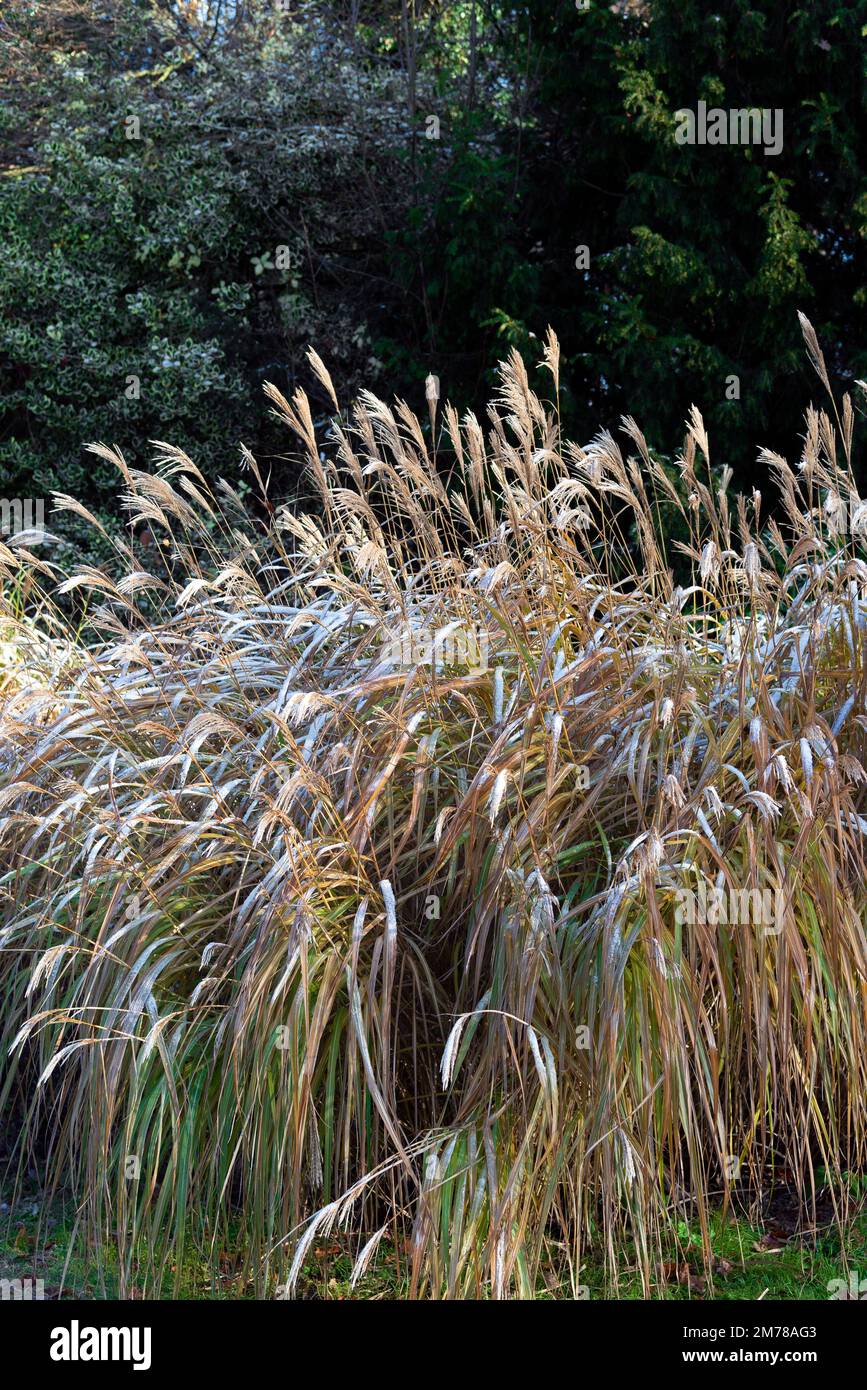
[3,1172,864,1301]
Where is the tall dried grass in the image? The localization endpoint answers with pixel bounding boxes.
[1,320,865,1297]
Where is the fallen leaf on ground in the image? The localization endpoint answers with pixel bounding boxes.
[753,1233,787,1253]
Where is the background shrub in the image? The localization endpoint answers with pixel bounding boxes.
[2,0,866,569]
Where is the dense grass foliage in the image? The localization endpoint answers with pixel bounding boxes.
[1,321,866,1297]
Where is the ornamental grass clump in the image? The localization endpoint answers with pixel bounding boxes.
[0,320,865,1297]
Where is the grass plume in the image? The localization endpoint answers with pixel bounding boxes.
[1,324,866,1298]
